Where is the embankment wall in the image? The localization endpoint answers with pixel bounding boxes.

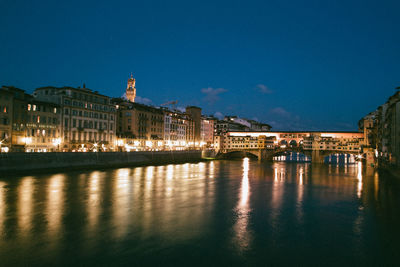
[0,151,202,175]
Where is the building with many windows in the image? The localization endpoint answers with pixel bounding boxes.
[201,116,216,147]
[113,98,164,150]
[163,108,188,150]
[361,90,400,167]
[2,86,32,152]
[0,87,13,152]
[24,100,61,152]
[34,85,116,151]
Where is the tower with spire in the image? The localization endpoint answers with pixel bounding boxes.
[126,73,136,102]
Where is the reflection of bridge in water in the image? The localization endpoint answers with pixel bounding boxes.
[273,152,311,162]
[215,131,365,163]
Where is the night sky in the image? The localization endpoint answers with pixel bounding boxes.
[1,0,399,130]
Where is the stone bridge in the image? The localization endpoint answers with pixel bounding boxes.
[216,131,365,163]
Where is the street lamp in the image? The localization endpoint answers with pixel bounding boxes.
[52,138,61,151]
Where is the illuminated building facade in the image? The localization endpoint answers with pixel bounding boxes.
[113,99,164,150]
[24,100,61,152]
[2,86,31,151]
[201,116,216,147]
[163,109,188,150]
[185,106,202,143]
[362,90,400,167]
[0,88,13,152]
[34,86,116,151]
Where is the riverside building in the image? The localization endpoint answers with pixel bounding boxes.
[163,109,188,150]
[33,85,116,152]
[24,99,61,152]
[201,116,216,147]
[0,87,13,152]
[361,90,400,167]
[113,98,164,151]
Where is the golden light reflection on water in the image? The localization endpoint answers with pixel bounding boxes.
[47,174,65,236]
[87,171,101,233]
[271,163,284,240]
[299,167,304,185]
[374,171,379,201]
[166,165,173,180]
[0,181,6,235]
[297,166,304,224]
[357,162,363,199]
[18,177,34,236]
[113,168,131,239]
[209,161,215,179]
[233,157,252,252]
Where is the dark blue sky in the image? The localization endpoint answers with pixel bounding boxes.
[1,0,399,130]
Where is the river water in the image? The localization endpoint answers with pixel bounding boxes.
[0,159,399,266]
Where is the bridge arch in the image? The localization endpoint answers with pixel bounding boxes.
[220,150,259,159]
[280,140,288,146]
[289,140,297,147]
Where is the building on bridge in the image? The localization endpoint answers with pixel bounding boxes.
[216,131,364,162]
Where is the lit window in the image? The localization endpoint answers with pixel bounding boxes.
[37,116,40,123]
[28,104,31,111]
[53,107,57,113]
[33,105,36,111]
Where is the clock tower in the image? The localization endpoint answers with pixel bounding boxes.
[126,73,136,102]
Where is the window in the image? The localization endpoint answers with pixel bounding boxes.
[65,108,69,115]
[73,119,76,127]
[53,107,57,114]
[64,118,68,127]
[33,105,37,111]
[28,104,31,111]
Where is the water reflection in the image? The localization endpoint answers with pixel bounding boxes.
[113,168,132,239]
[47,174,65,237]
[357,162,363,199]
[0,161,399,265]
[87,171,102,235]
[18,177,34,236]
[233,157,252,252]
[0,181,6,235]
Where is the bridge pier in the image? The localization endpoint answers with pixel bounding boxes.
[311,150,324,164]
[256,149,274,161]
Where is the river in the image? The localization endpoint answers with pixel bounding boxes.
[0,159,399,266]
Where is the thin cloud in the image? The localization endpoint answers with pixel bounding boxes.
[214,111,224,120]
[255,84,273,94]
[122,93,153,105]
[270,107,291,118]
[135,96,153,105]
[201,87,228,104]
